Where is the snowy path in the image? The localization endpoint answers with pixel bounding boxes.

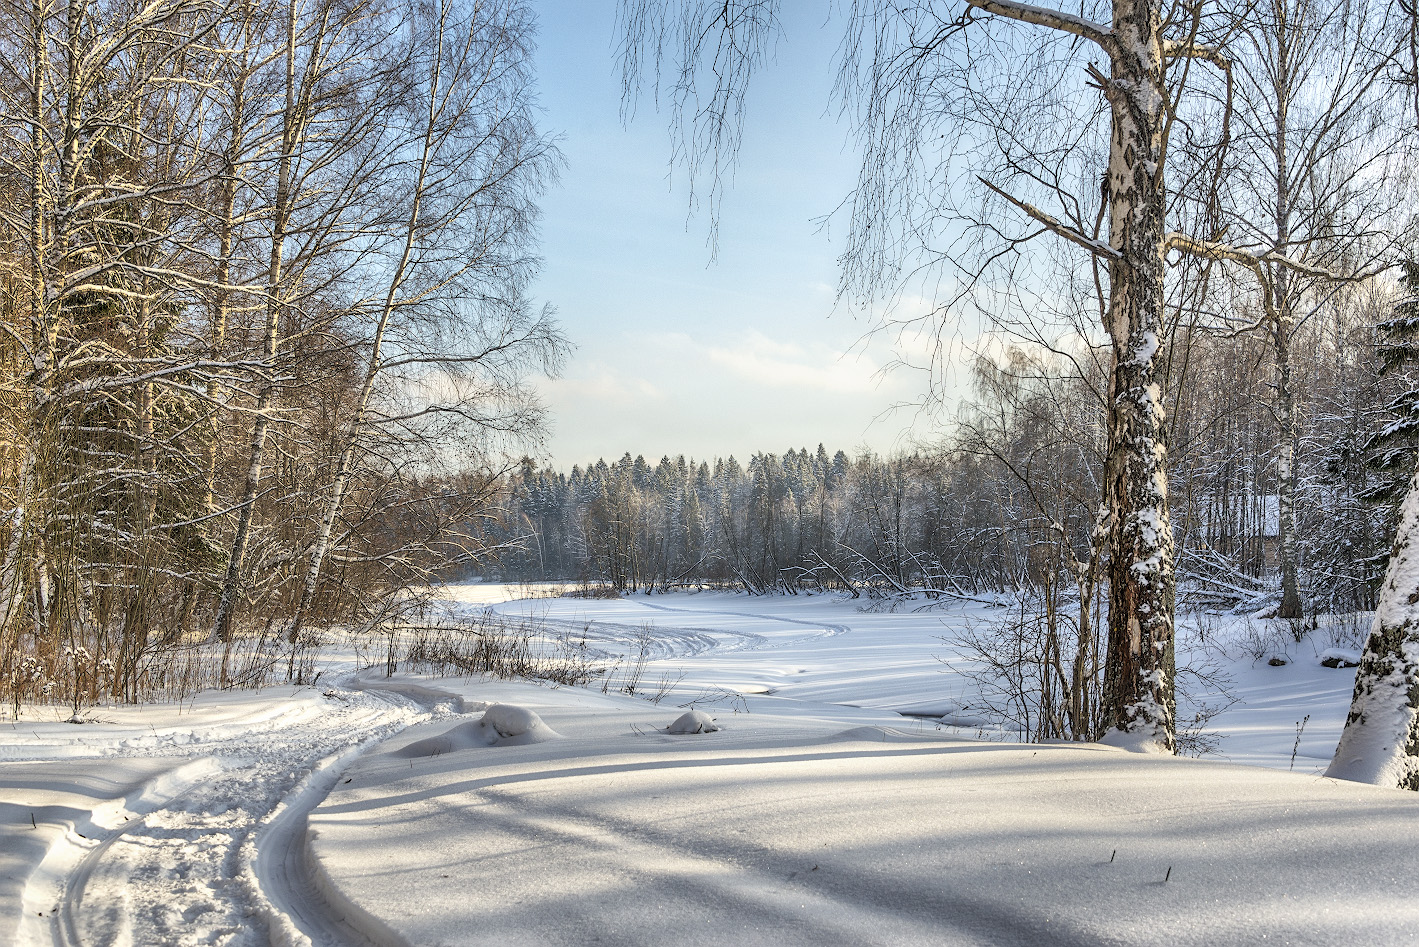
[1,674,465,947]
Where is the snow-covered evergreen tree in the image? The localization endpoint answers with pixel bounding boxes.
[1328,264,1419,789]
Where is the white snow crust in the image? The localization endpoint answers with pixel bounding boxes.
[311,678,1419,947]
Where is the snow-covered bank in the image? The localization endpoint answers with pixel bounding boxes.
[311,680,1419,947]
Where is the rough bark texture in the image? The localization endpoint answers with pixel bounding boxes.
[1269,29,1302,621]
[1099,0,1176,750]
[1274,305,1303,620]
[1326,458,1419,790]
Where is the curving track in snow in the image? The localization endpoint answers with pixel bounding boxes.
[626,598,851,645]
[11,673,469,947]
[522,614,766,661]
[487,596,851,664]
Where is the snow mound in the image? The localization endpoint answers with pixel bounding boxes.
[395,705,560,757]
[666,710,719,734]
[480,704,556,742]
[1097,726,1173,754]
[1319,648,1362,668]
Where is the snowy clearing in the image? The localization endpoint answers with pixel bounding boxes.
[3,585,1415,946]
[314,681,1419,947]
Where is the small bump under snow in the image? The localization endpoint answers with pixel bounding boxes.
[1318,648,1362,668]
[666,710,719,734]
[395,704,560,757]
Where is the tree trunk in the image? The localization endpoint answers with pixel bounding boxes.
[1099,0,1176,750]
[1274,309,1303,619]
[212,0,301,644]
[1326,457,1419,789]
[1270,26,1302,621]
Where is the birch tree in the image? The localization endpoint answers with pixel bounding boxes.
[210,0,404,643]
[1185,0,1406,620]
[285,0,563,644]
[619,0,1230,748]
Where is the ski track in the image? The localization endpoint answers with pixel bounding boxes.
[627,599,851,644]
[19,673,467,947]
[484,597,850,663]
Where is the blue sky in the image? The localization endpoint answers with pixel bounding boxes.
[526,2,938,469]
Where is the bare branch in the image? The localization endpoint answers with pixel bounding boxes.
[979,177,1121,260]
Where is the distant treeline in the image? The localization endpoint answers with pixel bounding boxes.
[488,316,1404,612]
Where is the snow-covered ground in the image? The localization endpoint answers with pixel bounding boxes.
[476,588,1361,772]
[3,585,1416,946]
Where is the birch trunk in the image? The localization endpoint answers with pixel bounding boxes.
[212,0,303,644]
[1098,0,1176,750]
[1274,297,1303,620]
[1269,21,1302,620]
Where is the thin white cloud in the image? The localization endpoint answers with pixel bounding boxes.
[551,362,663,404]
[703,329,885,394]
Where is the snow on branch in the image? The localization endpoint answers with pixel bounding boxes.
[1164,232,1390,283]
[964,0,1115,52]
[1162,40,1229,70]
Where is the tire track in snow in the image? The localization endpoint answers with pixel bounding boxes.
[26,759,225,947]
[506,612,768,661]
[251,741,391,947]
[37,674,465,947]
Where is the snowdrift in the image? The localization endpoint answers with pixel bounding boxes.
[310,681,1419,947]
[393,704,561,756]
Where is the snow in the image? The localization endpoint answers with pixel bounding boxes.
[395,705,562,755]
[0,680,442,947]
[310,678,1419,947]
[3,584,1418,946]
[665,709,720,733]
[1097,725,1172,753]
